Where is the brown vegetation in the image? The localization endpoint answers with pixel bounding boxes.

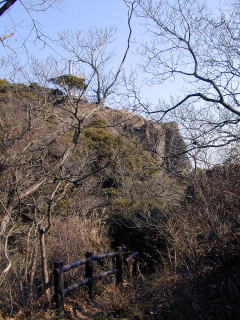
[0,82,240,320]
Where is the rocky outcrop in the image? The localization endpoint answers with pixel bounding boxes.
[0,81,190,175]
[79,104,191,175]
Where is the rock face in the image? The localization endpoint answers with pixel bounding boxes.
[0,81,190,175]
[79,104,191,175]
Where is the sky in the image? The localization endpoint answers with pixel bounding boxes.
[0,1,138,69]
[0,0,196,104]
[0,0,223,105]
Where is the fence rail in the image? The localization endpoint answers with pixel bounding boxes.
[53,247,139,316]
[63,251,120,272]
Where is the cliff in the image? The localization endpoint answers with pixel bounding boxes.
[0,81,190,177]
[74,104,191,175]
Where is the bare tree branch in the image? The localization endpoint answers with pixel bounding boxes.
[0,0,17,17]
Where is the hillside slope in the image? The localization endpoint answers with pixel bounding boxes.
[0,82,239,320]
[0,81,190,315]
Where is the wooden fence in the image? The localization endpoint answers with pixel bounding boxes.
[53,247,139,315]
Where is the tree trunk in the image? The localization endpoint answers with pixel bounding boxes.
[39,227,51,302]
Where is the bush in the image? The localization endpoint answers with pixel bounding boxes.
[0,79,10,92]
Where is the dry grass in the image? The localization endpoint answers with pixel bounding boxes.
[0,211,110,317]
[1,163,240,319]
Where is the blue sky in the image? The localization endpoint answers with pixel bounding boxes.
[0,1,144,92]
[0,1,136,62]
[0,0,223,105]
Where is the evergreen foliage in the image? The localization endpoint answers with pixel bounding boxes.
[50,74,87,91]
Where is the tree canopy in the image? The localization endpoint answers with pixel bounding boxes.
[50,74,87,92]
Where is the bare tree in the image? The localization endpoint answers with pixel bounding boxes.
[137,0,240,156]
[0,0,18,17]
[59,0,139,105]
[0,0,62,18]
[0,75,107,308]
[0,0,63,47]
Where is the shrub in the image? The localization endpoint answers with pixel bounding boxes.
[50,74,87,91]
[0,79,10,92]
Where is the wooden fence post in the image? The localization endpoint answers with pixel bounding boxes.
[115,247,123,285]
[85,251,94,299]
[53,260,64,316]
